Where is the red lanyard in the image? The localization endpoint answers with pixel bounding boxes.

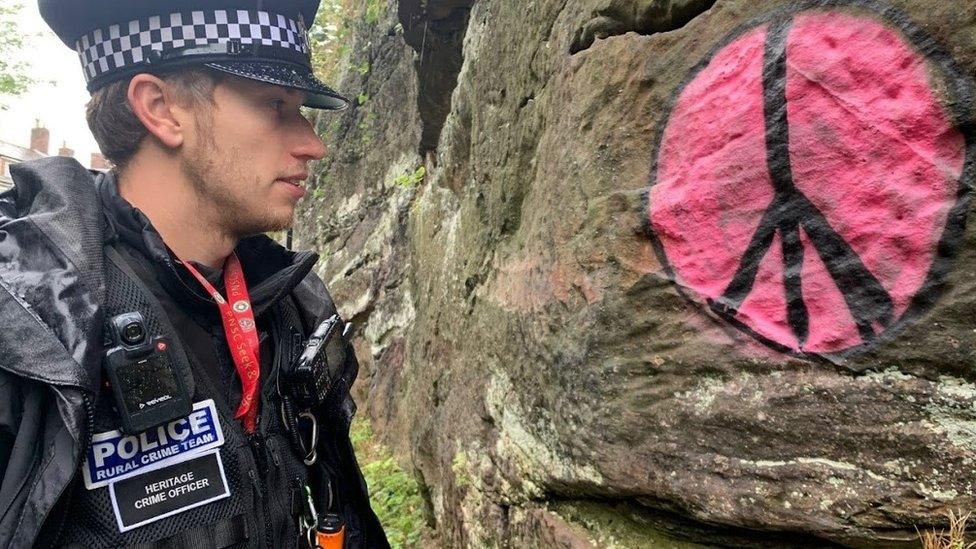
[180,253,260,433]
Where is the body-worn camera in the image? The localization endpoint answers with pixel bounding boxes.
[285,315,348,410]
[104,312,192,434]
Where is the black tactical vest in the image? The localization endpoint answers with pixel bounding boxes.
[49,245,318,548]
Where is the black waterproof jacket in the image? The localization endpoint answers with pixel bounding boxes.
[0,157,386,547]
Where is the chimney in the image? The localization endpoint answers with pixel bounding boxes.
[30,121,49,155]
[90,152,110,171]
[58,142,74,158]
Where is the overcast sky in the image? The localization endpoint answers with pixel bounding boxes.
[0,2,100,166]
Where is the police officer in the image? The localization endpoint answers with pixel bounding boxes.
[0,1,389,547]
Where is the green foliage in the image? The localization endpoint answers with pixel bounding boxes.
[358,110,378,147]
[308,0,356,84]
[364,0,386,26]
[329,119,343,135]
[350,418,431,548]
[357,93,370,106]
[312,173,335,200]
[0,3,34,102]
[309,174,333,200]
[451,451,472,490]
[395,166,426,187]
[308,0,385,84]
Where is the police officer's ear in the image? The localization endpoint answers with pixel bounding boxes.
[127,73,189,150]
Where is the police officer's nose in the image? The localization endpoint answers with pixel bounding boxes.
[294,129,327,162]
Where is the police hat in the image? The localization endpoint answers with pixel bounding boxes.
[39,0,348,110]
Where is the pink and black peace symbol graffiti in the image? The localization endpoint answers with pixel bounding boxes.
[647,0,974,357]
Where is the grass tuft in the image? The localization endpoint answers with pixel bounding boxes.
[919,510,976,549]
[351,417,432,548]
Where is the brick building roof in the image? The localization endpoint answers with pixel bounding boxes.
[0,140,47,190]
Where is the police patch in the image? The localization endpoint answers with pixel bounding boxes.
[109,450,230,532]
[83,399,225,490]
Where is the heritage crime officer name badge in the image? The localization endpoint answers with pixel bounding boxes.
[109,450,230,532]
[84,399,224,489]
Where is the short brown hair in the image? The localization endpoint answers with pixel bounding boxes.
[86,69,222,170]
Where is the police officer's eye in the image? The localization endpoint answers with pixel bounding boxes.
[269,99,286,111]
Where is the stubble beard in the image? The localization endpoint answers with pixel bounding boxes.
[182,132,295,238]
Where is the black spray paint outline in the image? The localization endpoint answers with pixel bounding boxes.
[714,17,897,347]
[643,0,975,365]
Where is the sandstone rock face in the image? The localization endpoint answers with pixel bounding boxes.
[297,0,976,546]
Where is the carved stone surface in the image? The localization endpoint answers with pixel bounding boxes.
[297,0,976,546]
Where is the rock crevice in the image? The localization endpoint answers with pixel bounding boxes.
[398,0,475,155]
[569,0,718,54]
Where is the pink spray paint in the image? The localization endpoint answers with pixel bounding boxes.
[649,9,967,354]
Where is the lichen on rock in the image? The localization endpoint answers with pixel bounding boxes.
[298,0,976,546]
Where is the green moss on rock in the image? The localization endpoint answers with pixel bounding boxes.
[550,501,709,548]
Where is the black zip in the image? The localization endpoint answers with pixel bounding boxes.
[43,389,96,548]
[248,435,270,476]
[82,391,95,451]
[246,469,275,549]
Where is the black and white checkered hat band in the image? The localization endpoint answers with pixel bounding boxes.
[75,10,310,84]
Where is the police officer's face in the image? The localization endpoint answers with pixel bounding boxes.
[179,75,327,236]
